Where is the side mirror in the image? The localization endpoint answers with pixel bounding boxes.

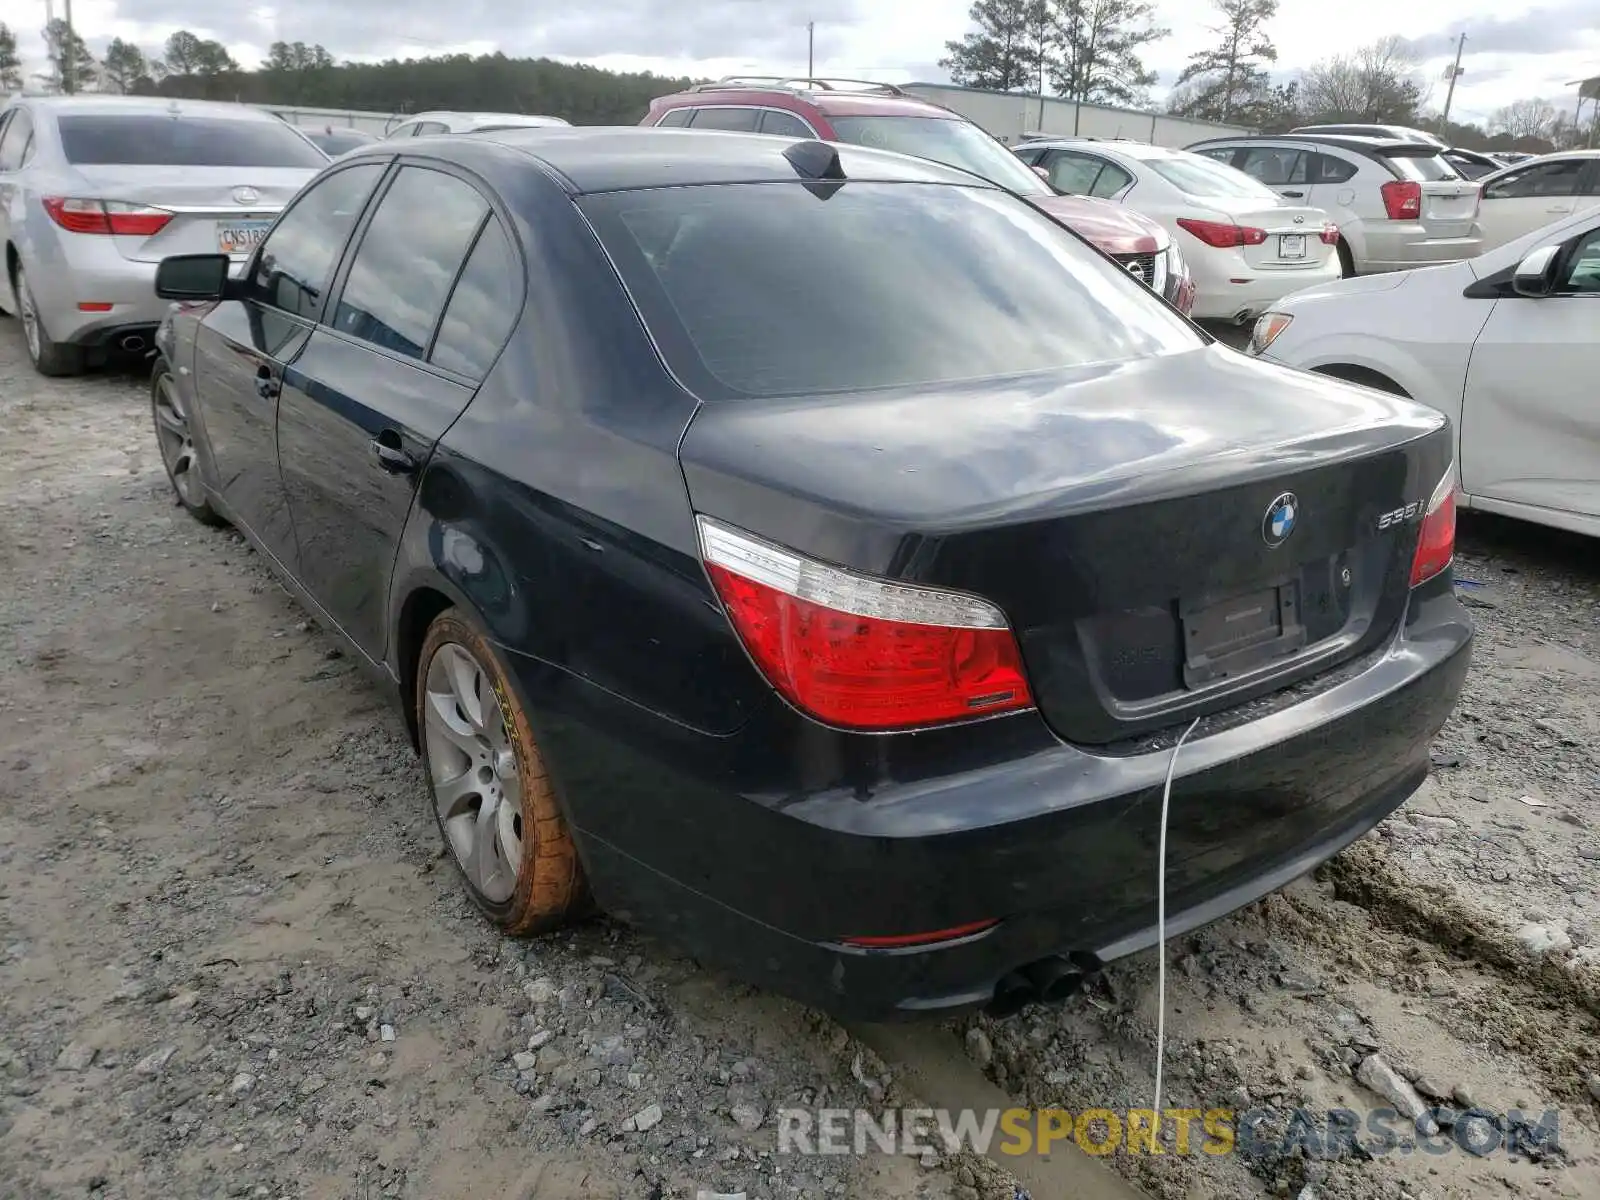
[1031,164,1050,180]
[1510,244,1561,298]
[155,253,234,302]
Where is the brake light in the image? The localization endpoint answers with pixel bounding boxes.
[1176,217,1267,249]
[697,516,1033,730]
[840,920,1000,949]
[1319,223,1340,246]
[1380,180,1422,221]
[1409,472,1457,587]
[43,197,173,237]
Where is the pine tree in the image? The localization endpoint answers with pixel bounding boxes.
[1048,0,1168,106]
[102,38,149,94]
[1171,0,1279,124]
[0,22,23,93]
[940,0,1052,93]
[44,19,98,93]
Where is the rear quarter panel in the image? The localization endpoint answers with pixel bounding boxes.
[389,162,761,739]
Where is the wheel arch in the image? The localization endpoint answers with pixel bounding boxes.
[393,579,463,751]
[1309,362,1412,397]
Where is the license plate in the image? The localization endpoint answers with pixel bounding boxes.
[1181,583,1306,687]
[217,219,273,256]
[1278,233,1306,259]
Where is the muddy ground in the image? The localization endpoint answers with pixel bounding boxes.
[1,319,1597,1200]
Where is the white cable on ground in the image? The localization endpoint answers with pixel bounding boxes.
[1152,715,1202,1136]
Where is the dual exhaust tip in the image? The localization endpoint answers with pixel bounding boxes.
[987,951,1101,1018]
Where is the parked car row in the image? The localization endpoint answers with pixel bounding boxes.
[140,123,1473,1020]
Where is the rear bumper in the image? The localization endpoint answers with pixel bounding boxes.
[1358,226,1482,273]
[1189,257,1342,322]
[517,579,1472,1021]
[26,241,168,345]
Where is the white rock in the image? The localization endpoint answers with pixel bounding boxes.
[512,1052,538,1072]
[963,1027,993,1069]
[134,1046,176,1077]
[229,1071,257,1096]
[54,1042,97,1072]
[632,1103,664,1133]
[1356,1054,1438,1136]
[523,978,557,1005]
[379,1024,397,1042]
[354,1006,375,1021]
[527,1029,554,1050]
[1515,923,1573,957]
[731,1102,765,1131]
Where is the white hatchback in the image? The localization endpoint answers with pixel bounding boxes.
[1248,207,1600,539]
[1013,138,1340,324]
[1472,150,1600,254]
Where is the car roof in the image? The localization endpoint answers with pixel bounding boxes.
[405,111,567,126]
[661,83,958,121]
[428,126,997,194]
[1189,132,1444,155]
[13,94,286,123]
[1016,137,1177,160]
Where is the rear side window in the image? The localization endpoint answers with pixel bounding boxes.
[1484,158,1588,200]
[249,164,384,320]
[56,115,328,168]
[689,108,760,132]
[580,181,1199,400]
[430,215,520,379]
[759,109,812,138]
[332,167,490,360]
[1193,146,1239,166]
[415,122,449,135]
[1237,147,1306,186]
[655,108,693,127]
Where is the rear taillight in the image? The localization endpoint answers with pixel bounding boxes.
[1176,217,1268,249]
[1409,471,1457,587]
[1318,223,1340,246]
[43,197,173,237]
[697,517,1033,730]
[1379,180,1422,221]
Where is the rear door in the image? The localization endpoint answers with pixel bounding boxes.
[1234,143,1312,202]
[1461,221,1600,526]
[50,111,330,262]
[1477,156,1596,252]
[191,161,387,568]
[276,162,521,660]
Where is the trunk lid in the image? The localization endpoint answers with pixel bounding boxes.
[679,345,1452,745]
[1417,179,1479,237]
[70,166,318,263]
[1187,197,1337,271]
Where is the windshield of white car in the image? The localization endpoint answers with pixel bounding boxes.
[57,115,329,168]
[826,115,1052,197]
[1144,154,1281,200]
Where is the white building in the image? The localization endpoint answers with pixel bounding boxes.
[900,82,1254,148]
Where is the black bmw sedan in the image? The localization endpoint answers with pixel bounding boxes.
[147,127,1471,1021]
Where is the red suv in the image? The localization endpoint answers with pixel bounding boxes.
[642,77,1196,314]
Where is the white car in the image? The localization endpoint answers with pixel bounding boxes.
[1247,208,1600,538]
[383,111,569,138]
[1013,138,1339,324]
[1472,150,1600,253]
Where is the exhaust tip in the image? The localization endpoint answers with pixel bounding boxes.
[119,334,146,352]
[987,971,1034,1019]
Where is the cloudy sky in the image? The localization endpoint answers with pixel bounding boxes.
[2,0,1596,126]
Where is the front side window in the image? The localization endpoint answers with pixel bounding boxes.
[247,164,384,320]
[331,166,490,360]
[580,180,1200,400]
[1485,159,1588,201]
[56,114,327,168]
[1561,227,1600,294]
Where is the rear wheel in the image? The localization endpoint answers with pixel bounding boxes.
[1335,238,1355,278]
[14,263,84,378]
[417,610,586,933]
[151,361,226,527]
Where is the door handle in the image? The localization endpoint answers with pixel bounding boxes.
[253,367,278,399]
[1280,190,1305,198]
[370,436,418,475]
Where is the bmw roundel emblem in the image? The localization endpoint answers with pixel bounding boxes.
[1262,492,1298,547]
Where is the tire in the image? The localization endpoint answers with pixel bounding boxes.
[416,610,586,934]
[1335,238,1356,279]
[14,262,85,378]
[150,360,226,527]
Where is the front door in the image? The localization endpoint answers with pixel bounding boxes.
[1476,157,1599,253]
[190,161,388,567]
[276,163,520,660]
[1461,221,1600,526]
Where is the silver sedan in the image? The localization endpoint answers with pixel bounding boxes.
[0,95,329,376]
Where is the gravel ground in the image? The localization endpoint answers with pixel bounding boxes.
[1,320,1597,1200]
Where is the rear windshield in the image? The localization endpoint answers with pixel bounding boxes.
[1145,154,1279,200]
[580,181,1199,400]
[57,115,329,168]
[826,115,1052,197]
[310,132,373,155]
[1384,151,1461,182]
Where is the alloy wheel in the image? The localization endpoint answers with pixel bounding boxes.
[422,641,523,905]
[152,373,199,506]
[16,267,41,363]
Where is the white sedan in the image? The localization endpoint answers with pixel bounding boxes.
[1013,138,1341,323]
[1248,208,1600,538]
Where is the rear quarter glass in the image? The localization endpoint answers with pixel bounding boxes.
[577,180,1201,402]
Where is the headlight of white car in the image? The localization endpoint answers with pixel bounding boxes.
[1247,312,1293,356]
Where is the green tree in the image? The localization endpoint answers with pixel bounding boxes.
[1048,0,1168,106]
[940,0,1052,93]
[264,40,336,102]
[44,18,98,93]
[0,22,23,93]
[163,30,205,77]
[102,38,149,94]
[1298,36,1423,124]
[1171,0,1278,124]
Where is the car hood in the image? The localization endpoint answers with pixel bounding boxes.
[1028,193,1164,256]
[1274,269,1414,311]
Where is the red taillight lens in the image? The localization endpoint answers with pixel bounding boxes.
[840,920,1000,949]
[1319,223,1340,246]
[1176,217,1266,249]
[43,197,172,237]
[1380,180,1422,221]
[698,517,1033,730]
[1409,473,1457,588]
